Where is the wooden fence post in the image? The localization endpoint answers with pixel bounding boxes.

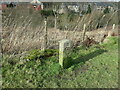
[112,24,115,30]
[54,14,57,29]
[43,20,47,51]
[82,24,86,42]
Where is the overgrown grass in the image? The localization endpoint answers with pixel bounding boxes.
[2,36,118,88]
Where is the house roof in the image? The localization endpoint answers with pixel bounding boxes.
[31,0,43,5]
[31,0,41,3]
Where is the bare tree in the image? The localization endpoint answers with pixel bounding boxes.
[82,24,86,42]
[53,6,58,29]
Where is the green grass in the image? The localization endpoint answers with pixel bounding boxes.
[2,36,118,88]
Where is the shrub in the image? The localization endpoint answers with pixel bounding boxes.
[86,4,92,14]
[41,10,54,17]
[81,10,86,15]
[67,11,75,22]
[24,49,59,61]
[24,49,43,60]
[44,49,59,56]
[103,7,110,14]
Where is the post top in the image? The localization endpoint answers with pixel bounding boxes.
[59,39,71,43]
[44,20,47,23]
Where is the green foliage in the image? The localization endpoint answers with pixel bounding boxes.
[41,10,54,17]
[7,3,14,8]
[103,7,110,14]
[81,10,86,15]
[63,57,73,69]
[67,11,75,22]
[101,37,118,50]
[2,37,118,88]
[24,49,59,60]
[107,37,118,44]
[48,63,60,76]
[86,4,92,14]
[44,49,59,57]
[24,49,43,60]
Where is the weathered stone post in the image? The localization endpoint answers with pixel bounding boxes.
[59,39,72,68]
[82,24,86,42]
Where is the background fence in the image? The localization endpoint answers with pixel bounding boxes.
[1,3,119,54]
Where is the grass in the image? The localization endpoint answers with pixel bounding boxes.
[1,36,118,88]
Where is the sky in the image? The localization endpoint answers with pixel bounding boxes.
[109,0,120,1]
[1,0,120,2]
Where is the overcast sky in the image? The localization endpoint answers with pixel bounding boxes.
[1,0,120,2]
[108,0,119,1]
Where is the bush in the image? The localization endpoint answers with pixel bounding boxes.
[24,49,59,61]
[81,10,86,15]
[44,49,59,57]
[41,10,54,17]
[58,25,65,30]
[86,4,92,14]
[24,49,43,60]
[68,11,75,22]
[103,7,110,14]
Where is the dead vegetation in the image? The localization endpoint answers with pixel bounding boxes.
[83,36,99,48]
[1,4,119,54]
